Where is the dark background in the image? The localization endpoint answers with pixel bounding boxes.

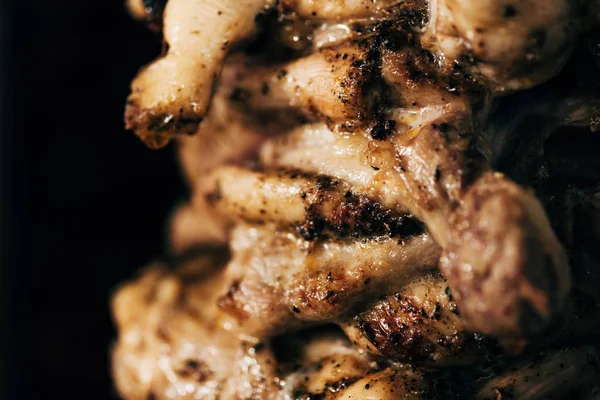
[2,1,184,398]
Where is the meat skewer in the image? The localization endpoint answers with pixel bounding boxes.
[115,0,600,397]
[125,0,274,148]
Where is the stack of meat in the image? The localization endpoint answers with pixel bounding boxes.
[112,0,600,398]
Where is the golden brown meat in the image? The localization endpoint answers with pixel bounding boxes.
[220,223,440,333]
[260,117,569,337]
[224,44,369,123]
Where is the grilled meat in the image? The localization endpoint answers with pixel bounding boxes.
[115,0,600,398]
[124,0,274,148]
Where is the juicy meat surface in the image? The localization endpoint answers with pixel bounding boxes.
[260,116,569,337]
[426,0,594,91]
[116,0,600,398]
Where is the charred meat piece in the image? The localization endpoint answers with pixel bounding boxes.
[341,274,498,365]
[116,1,600,398]
[224,44,370,123]
[204,166,424,240]
[260,117,569,338]
[220,223,440,334]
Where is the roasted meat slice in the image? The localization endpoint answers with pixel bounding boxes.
[224,44,369,123]
[221,223,440,334]
[111,255,281,400]
[260,117,569,338]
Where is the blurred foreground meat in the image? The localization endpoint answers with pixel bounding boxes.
[115,0,600,398]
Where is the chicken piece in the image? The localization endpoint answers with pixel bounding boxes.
[111,255,281,400]
[220,224,440,334]
[227,23,454,127]
[476,346,600,400]
[125,0,273,148]
[340,274,495,365]
[225,44,369,123]
[425,0,590,91]
[205,166,424,240]
[261,118,569,338]
[157,221,441,339]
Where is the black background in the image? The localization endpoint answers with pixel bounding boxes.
[2,1,184,398]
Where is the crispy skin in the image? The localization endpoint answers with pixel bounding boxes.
[341,274,496,365]
[204,166,424,240]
